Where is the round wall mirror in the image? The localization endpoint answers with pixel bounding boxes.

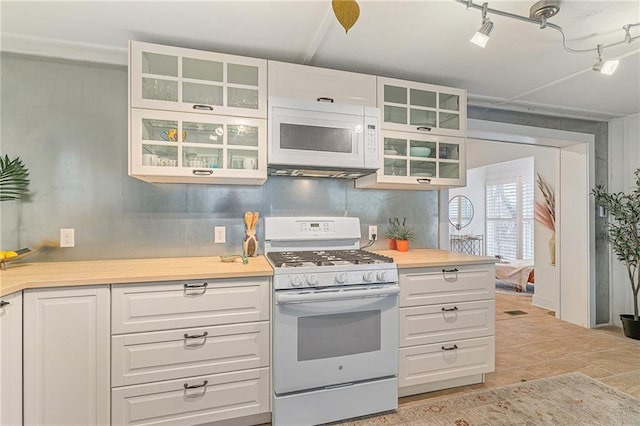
[449,195,474,231]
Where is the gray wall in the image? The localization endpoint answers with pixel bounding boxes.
[468,106,609,325]
[0,53,439,262]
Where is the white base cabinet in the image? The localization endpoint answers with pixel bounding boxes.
[111,277,271,426]
[1,292,22,426]
[23,286,110,426]
[398,263,495,396]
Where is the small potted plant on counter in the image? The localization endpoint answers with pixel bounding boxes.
[592,169,640,340]
[394,218,414,252]
[385,218,400,250]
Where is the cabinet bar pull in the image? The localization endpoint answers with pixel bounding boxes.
[441,344,458,351]
[417,178,432,184]
[184,331,209,340]
[0,300,9,307]
[192,104,214,110]
[192,169,214,175]
[416,126,432,132]
[184,380,208,389]
[442,268,459,281]
[317,97,334,103]
[441,306,458,312]
[442,268,459,273]
[184,282,208,294]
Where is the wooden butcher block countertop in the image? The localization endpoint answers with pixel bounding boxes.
[375,249,496,268]
[0,256,273,297]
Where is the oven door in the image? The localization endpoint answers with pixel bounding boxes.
[273,284,399,395]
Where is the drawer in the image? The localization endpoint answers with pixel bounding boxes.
[400,264,494,307]
[399,336,495,388]
[112,321,269,387]
[112,367,270,426]
[112,278,270,334]
[399,299,495,348]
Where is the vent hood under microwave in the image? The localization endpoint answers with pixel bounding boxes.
[268,97,380,179]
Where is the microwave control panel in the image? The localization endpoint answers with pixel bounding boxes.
[364,115,379,169]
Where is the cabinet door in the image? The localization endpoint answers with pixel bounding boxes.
[355,130,466,190]
[378,76,466,137]
[0,292,22,426]
[268,60,377,107]
[24,286,110,426]
[130,41,267,118]
[129,109,266,184]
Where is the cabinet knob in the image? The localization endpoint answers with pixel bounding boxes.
[0,300,9,307]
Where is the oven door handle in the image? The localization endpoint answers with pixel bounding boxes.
[275,285,400,304]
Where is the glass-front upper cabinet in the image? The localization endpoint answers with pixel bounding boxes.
[356,131,465,190]
[377,77,466,137]
[130,109,266,185]
[130,41,267,118]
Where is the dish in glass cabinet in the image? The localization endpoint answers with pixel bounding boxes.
[413,172,433,177]
[384,149,398,155]
[409,147,431,157]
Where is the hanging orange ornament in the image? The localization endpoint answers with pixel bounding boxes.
[332,0,360,33]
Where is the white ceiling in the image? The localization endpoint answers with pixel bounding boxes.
[2,0,639,121]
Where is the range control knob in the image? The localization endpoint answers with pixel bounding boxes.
[306,274,319,286]
[290,275,303,287]
[335,272,348,284]
[377,271,388,282]
[363,271,375,282]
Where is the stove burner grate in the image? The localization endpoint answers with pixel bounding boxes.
[267,250,395,268]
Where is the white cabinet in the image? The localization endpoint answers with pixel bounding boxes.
[130,41,267,118]
[357,77,467,190]
[23,286,110,426]
[397,263,495,397]
[111,277,271,426]
[356,130,466,190]
[268,60,377,107]
[1,292,22,426]
[129,109,267,184]
[129,41,268,185]
[377,77,466,137]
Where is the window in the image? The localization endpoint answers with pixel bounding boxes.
[486,174,534,260]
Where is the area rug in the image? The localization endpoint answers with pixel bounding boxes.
[336,373,640,425]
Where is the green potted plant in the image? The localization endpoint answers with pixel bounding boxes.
[592,169,640,340]
[385,218,400,250]
[0,155,30,201]
[394,218,415,252]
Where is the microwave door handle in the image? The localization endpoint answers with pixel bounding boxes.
[275,286,400,304]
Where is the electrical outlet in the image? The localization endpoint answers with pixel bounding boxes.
[214,226,226,243]
[368,225,378,241]
[60,228,75,248]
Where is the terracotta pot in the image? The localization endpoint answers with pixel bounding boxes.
[620,314,640,340]
[396,239,409,252]
[387,239,397,250]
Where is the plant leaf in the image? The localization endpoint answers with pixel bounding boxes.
[0,155,30,201]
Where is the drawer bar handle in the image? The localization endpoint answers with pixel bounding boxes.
[192,104,214,111]
[417,178,432,184]
[192,169,214,176]
[416,126,432,132]
[184,380,208,390]
[317,97,335,103]
[184,282,208,294]
[442,268,459,273]
[0,300,9,307]
[441,306,458,312]
[441,344,458,351]
[184,331,209,340]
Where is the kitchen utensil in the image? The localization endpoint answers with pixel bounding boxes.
[384,149,398,155]
[243,157,257,169]
[243,211,259,257]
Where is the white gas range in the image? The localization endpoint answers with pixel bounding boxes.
[265,217,400,426]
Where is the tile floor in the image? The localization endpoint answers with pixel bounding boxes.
[400,292,640,406]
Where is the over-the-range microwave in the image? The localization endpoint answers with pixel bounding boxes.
[268,97,380,178]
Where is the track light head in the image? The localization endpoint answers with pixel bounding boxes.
[593,44,619,75]
[471,18,494,47]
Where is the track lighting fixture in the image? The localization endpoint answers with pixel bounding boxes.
[470,3,494,48]
[458,0,639,75]
[592,44,619,76]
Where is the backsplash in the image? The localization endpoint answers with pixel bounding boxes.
[0,53,438,262]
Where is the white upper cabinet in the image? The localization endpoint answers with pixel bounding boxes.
[377,76,466,137]
[129,41,268,184]
[130,41,267,118]
[268,60,377,107]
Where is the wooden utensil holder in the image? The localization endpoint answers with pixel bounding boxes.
[243,230,258,257]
